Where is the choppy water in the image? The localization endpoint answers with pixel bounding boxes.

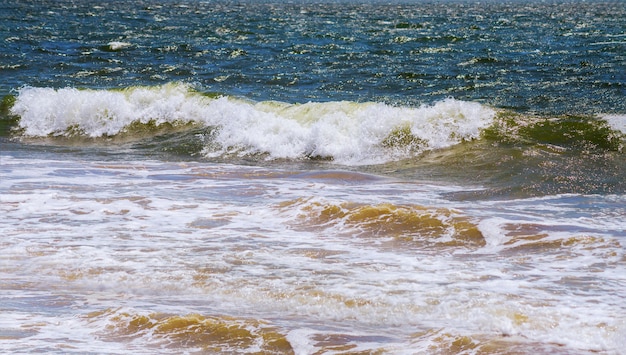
[1,0,625,354]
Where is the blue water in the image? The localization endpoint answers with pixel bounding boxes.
[2,0,624,113]
[2,0,625,196]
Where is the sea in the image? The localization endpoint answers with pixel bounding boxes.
[1,0,625,354]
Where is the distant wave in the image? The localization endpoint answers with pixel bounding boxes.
[9,83,496,165]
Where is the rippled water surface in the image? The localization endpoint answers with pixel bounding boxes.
[1,0,625,353]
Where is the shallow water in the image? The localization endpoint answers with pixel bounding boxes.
[1,153,625,353]
[1,0,625,353]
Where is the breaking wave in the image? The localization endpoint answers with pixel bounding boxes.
[8,83,495,165]
[6,83,624,170]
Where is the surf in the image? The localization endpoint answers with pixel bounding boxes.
[7,83,496,164]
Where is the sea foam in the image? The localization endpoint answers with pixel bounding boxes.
[106,41,132,51]
[603,114,626,135]
[11,83,496,164]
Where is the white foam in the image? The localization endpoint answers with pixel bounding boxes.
[285,328,318,355]
[11,84,496,165]
[11,84,209,137]
[602,113,626,135]
[477,217,509,248]
[106,41,131,50]
[1,156,625,354]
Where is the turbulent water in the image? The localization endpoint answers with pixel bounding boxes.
[1,0,625,354]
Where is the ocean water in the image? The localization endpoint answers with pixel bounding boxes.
[1,0,625,354]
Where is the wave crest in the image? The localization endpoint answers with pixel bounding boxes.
[10,83,496,164]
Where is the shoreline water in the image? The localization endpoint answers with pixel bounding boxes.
[2,152,625,353]
[1,0,625,353]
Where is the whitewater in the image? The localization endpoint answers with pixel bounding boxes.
[1,0,625,354]
[10,84,496,165]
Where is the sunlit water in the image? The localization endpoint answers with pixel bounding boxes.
[1,0,625,353]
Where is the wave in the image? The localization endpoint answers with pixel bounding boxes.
[277,198,485,249]
[86,308,292,353]
[5,83,625,168]
[483,111,625,152]
[7,83,495,165]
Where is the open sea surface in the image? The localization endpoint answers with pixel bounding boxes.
[1,0,625,353]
